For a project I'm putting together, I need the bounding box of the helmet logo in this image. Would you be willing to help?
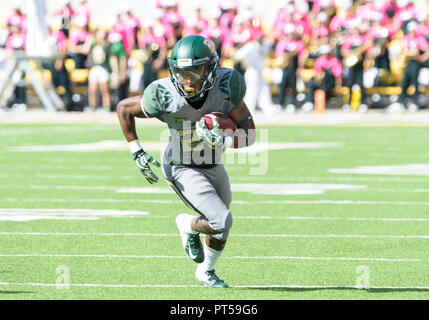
[203,39,216,55]
[178,59,193,67]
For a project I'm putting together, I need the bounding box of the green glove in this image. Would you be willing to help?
[132,149,161,184]
[196,117,224,150]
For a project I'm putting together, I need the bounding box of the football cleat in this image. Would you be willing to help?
[196,265,229,288]
[176,214,204,263]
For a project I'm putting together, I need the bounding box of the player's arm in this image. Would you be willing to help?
[117,96,160,184]
[117,95,149,142]
[228,100,256,149]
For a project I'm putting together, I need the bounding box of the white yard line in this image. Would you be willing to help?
[0,254,424,262]
[27,185,429,193]
[4,198,429,205]
[1,232,429,239]
[0,282,428,290]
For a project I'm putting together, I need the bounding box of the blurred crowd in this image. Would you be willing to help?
[1,0,428,113]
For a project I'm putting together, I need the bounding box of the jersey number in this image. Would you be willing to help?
[178,128,205,153]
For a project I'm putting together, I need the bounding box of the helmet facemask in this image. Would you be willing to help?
[169,57,218,102]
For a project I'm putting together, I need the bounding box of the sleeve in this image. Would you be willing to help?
[141,82,165,120]
[229,70,247,106]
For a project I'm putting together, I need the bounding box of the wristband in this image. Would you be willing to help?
[224,136,234,148]
[128,140,143,154]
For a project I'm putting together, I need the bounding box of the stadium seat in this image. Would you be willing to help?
[70,69,89,84]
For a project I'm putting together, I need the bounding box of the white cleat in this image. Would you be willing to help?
[196,264,229,288]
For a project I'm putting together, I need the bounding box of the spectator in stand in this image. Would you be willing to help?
[5,20,27,110]
[120,5,142,53]
[46,27,73,110]
[164,12,186,49]
[356,0,389,26]
[194,2,209,31]
[301,44,343,112]
[68,15,90,69]
[218,0,238,32]
[207,9,225,62]
[138,18,167,90]
[291,2,311,42]
[416,12,429,41]
[393,0,418,35]
[308,0,337,22]
[308,11,331,55]
[341,22,370,111]
[388,21,429,112]
[367,12,392,76]
[6,3,26,31]
[107,20,128,105]
[161,0,185,29]
[381,0,399,20]
[275,23,306,112]
[273,0,295,43]
[55,0,75,38]
[184,17,209,39]
[75,0,90,27]
[85,28,113,112]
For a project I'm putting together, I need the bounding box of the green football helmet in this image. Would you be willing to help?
[168,35,219,101]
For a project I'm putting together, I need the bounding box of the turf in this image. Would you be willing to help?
[1,122,429,299]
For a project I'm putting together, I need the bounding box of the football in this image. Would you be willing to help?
[201,112,237,136]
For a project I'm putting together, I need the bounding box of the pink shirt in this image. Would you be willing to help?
[6,14,25,29]
[55,6,75,18]
[311,0,336,14]
[394,6,418,28]
[329,15,357,33]
[356,5,389,25]
[367,26,392,40]
[417,24,429,38]
[162,11,185,28]
[48,30,67,52]
[5,33,26,52]
[121,17,141,52]
[341,34,367,52]
[403,34,429,51]
[381,0,399,17]
[314,56,342,77]
[219,12,235,31]
[275,39,305,58]
[312,25,330,38]
[68,29,89,46]
[138,32,166,49]
[152,22,172,40]
[76,4,90,24]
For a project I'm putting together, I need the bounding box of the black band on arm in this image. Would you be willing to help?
[237,115,253,127]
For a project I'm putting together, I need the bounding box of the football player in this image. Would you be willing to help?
[117,35,255,288]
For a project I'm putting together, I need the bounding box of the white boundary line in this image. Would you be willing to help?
[0,254,424,262]
[1,232,429,239]
[0,282,429,290]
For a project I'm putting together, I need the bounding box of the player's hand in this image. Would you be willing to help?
[196,117,224,149]
[132,149,161,184]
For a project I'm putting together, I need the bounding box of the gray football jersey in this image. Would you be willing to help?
[141,68,246,167]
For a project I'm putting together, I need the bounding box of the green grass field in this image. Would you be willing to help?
[1,120,429,299]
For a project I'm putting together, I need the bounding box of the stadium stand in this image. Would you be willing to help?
[0,0,428,113]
